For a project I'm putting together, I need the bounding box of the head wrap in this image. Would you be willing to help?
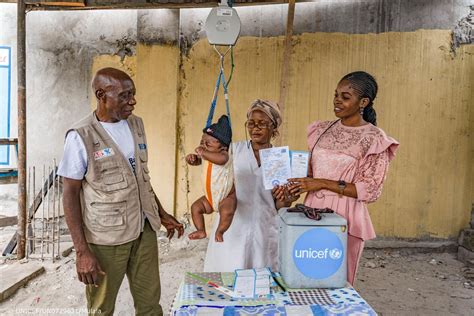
[246,99,282,129]
[203,115,232,147]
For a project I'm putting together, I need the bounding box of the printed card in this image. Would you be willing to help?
[260,146,291,190]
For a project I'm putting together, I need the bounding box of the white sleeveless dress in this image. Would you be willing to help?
[203,141,278,272]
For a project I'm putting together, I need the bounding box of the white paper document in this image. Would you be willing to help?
[260,146,291,190]
[233,268,272,298]
[255,275,271,296]
[233,269,256,298]
[254,268,271,296]
[254,267,272,276]
[290,150,309,178]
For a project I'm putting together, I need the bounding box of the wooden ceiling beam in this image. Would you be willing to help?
[26,0,85,7]
[16,0,292,11]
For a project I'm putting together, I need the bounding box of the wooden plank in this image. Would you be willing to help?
[27,167,57,219]
[0,216,18,227]
[2,168,57,256]
[61,241,74,257]
[0,169,18,184]
[0,138,18,146]
[26,0,84,6]
[0,175,18,184]
[0,262,45,302]
[26,0,286,10]
[2,232,17,256]
[86,0,278,5]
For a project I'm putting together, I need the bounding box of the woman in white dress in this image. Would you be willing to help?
[203,99,290,272]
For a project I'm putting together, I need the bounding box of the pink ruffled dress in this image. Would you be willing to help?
[304,120,399,241]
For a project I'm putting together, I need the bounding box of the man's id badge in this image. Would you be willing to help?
[94,148,115,160]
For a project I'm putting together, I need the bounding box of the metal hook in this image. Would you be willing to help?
[213,45,232,60]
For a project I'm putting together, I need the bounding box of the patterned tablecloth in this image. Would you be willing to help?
[170,272,377,316]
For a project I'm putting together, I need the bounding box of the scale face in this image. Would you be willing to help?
[205,5,241,46]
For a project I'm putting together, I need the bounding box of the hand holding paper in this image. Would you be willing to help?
[272,185,299,204]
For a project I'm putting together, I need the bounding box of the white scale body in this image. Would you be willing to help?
[205,3,241,46]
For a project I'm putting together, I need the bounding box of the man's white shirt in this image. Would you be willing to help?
[57,119,148,230]
[57,120,135,179]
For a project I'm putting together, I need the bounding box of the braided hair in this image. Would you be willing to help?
[340,71,378,126]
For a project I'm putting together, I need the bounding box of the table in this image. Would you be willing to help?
[170,272,376,315]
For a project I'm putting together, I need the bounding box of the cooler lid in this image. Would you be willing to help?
[278,207,347,226]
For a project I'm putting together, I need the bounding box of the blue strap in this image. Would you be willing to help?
[205,69,223,128]
[205,50,233,129]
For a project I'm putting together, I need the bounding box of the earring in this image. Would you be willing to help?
[359,107,364,115]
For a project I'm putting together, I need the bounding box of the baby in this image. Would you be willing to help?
[185,115,237,242]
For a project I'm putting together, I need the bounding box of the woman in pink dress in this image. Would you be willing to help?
[282,71,399,285]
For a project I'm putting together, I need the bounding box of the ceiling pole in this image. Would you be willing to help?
[278,0,295,145]
[17,0,27,260]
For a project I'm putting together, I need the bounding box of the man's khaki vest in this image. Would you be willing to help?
[69,112,161,246]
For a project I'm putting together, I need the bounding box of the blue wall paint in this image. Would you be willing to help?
[0,46,11,165]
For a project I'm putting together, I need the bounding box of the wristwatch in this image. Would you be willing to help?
[338,180,346,197]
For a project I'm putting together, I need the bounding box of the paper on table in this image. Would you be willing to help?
[255,274,270,296]
[254,268,272,276]
[234,268,272,298]
[260,146,291,190]
[290,151,309,178]
[255,268,272,296]
[234,270,256,298]
[236,269,256,277]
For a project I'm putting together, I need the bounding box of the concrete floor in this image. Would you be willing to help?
[0,229,473,316]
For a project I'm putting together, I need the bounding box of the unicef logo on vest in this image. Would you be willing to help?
[292,228,344,279]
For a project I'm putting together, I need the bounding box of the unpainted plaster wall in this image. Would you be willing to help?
[174,31,473,239]
[0,5,179,215]
[179,0,473,48]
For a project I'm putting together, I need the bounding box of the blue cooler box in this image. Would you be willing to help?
[278,208,347,288]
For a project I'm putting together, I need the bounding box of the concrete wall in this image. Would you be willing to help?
[180,0,473,46]
[0,6,180,215]
[0,1,472,239]
[175,31,473,239]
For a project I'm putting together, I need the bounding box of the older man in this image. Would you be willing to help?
[58,68,184,315]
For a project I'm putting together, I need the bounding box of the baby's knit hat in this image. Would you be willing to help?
[203,115,232,147]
